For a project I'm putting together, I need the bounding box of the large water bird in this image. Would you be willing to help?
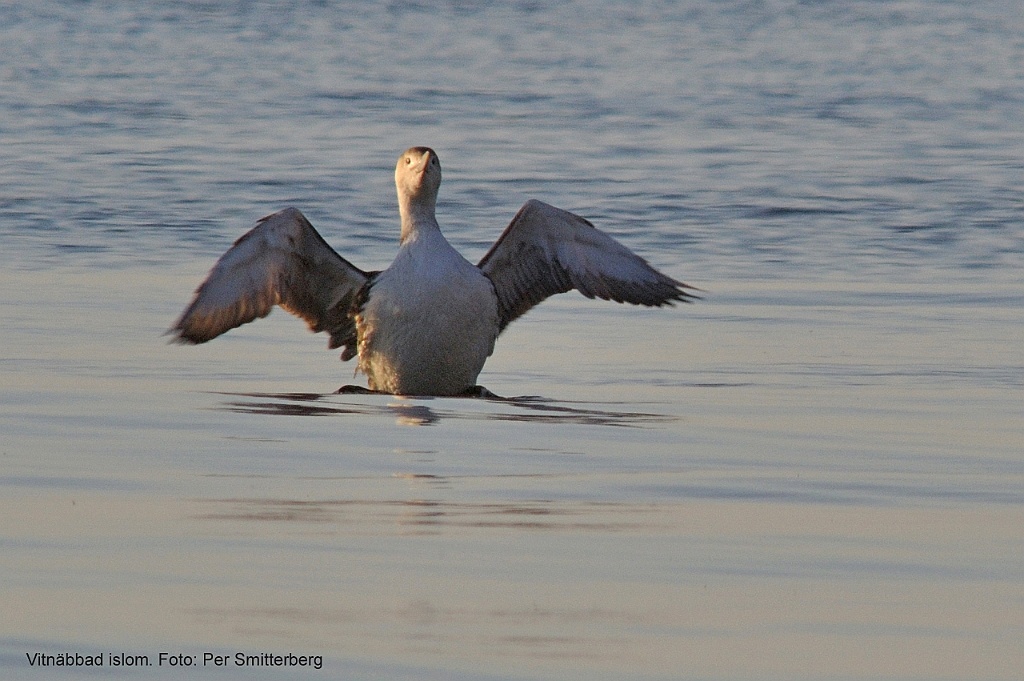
[171,147,698,395]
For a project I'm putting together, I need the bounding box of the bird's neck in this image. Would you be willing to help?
[399,194,440,244]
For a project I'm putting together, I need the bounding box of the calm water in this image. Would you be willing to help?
[2,1,1023,679]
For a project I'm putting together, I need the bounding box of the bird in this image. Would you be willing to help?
[170,146,699,396]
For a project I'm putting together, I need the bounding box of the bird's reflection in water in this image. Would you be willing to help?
[197,494,655,534]
[389,402,439,426]
[213,391,676,428]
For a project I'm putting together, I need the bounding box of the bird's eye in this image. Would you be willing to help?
[405,157,412,165]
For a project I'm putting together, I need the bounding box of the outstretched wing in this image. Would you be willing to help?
[170,207,368,358]
[477,199,699,333]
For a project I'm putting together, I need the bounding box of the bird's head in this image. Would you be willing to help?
[395,146,441,205]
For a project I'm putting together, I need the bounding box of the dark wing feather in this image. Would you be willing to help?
[170,207,368,358]
[477,200,699,333]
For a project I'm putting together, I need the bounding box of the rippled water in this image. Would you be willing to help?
[2,2,1023,679]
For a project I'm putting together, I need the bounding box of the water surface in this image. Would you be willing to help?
[2,2,1023,679]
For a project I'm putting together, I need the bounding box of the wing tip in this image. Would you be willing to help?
[676,282,704,303]
[626,274,704,307]
[164,325,203,345]
[165,312,223,344]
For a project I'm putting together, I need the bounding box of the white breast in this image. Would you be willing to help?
[355,231,499,395]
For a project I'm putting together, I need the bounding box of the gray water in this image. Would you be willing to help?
[2,1,1023,679]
